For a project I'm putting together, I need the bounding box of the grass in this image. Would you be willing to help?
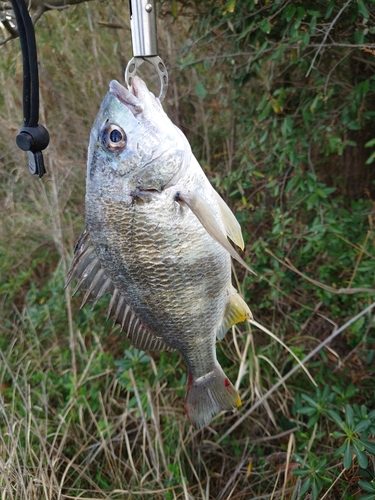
[1,1,375,499]
[1,269,373,499]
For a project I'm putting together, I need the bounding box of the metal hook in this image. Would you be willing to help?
[126,0,168,102]
[125,56,168,102]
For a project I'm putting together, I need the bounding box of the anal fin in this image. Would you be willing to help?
[110,290,175,352]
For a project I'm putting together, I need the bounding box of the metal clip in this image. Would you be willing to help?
[125,0,168,102]
[125,56,168,102]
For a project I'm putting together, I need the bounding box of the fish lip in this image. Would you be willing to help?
[109,80,144,114]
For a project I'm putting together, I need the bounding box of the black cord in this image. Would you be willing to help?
[9,0,50,177]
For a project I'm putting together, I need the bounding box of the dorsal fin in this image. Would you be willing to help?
[66,226,175,352]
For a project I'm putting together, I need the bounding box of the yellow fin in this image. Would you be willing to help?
[213,190,245,250]
[217,288,252,340]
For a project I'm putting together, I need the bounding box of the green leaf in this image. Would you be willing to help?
[298,407,316,415]
[365,151,375,164]
[226,0,236,13]
[310,15,317,34]
[359,480,375,493]
[345,405,354,427]
[343,442,353,470]
[325,0,335,19]
[331,431,346,438]
[293,468,310,477]
[316,188,328,198]
[363,441,375,455]
[285,175,299,193]
[355,29,365,45]
[357,0,369,18]
[283,5,296,22]
[301,394,319,408]
[354,419,371,433]
[299,477,311,497]
[259,19,271,34]
[296,7,306,19]
[365,138,375,148]
[335,441,349,457]
[307,10,320,17]
[171,0,178,18]
[254,41,269,59]
[307,414,320,428]
[301,32,310,50]
[354,447,368,469]
[195,82,207,99]
[178,53,195,69]
[258,101,272,121]
[311,480,320,500]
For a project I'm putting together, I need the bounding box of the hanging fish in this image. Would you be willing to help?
[67,77,253,428]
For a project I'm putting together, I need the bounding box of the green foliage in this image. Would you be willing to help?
[293,454,332,500]
[177,0,375,342]
[359,479,375,500]
[330,405,375,470]
[297,385,336,428]
[295,385,375,498]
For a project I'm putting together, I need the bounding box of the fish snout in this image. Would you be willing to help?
[109,80,144,115]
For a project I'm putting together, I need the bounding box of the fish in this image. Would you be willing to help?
[66,77,253,428]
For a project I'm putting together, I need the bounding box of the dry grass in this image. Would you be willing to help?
[0,310,269,500]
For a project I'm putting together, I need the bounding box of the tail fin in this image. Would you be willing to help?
[184,366,241,428]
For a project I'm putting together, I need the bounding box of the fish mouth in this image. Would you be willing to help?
[109,79,144,115]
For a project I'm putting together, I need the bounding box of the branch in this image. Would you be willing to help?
[0,34,13,45]
[28,0,94,9]
[305,0,353,77]
[0,0,95,45]
[217,301,375,444]
[265,248,375,295]
[31,4,46,24]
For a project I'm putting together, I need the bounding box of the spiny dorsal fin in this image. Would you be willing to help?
[66,226,175,352]
[217,287,252,340]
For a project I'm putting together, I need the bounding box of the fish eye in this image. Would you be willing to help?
[101,123,127,152]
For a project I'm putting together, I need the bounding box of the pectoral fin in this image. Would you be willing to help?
[213,190,244,250]
[217,287,252,340]
[176,190,254,274]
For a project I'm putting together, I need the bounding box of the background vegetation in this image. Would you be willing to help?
[1,0,375,498]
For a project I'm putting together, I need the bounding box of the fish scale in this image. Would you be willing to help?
[87,194,229,354]
[68,77,253,428]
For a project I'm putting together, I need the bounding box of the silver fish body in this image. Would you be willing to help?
[67,78,252,428]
